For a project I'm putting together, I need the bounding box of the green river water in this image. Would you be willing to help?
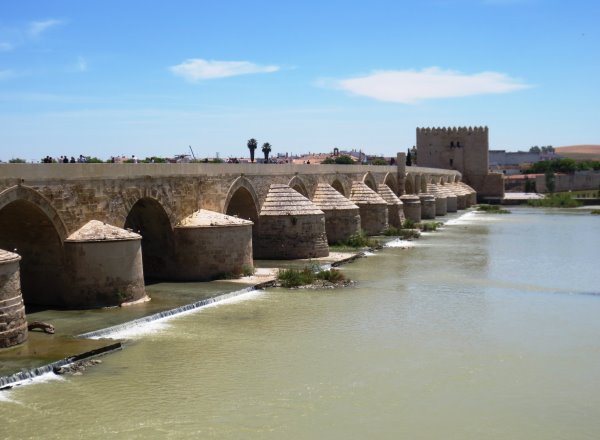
[1,207,599,439]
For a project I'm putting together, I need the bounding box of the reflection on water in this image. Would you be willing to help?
[1,207,600,439]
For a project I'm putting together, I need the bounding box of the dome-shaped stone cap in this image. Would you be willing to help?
[312,183,359,211]
[448,183,470,195]
[399,194,421,202]
[457,181,476,193]
[0,248,21,263]
[439,183,462,196]
[426,183,448,198]
[377,184,403,206]
[260,184,324,216]
[349,182,387,205]
[177,209,253,227]
[65,220,141,242]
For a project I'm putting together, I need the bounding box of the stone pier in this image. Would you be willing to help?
[0,250,27,349]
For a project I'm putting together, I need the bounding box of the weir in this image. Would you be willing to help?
[78,285,263,340]
[0,342,122,390]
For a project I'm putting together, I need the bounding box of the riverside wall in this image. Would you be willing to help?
[535,171,600,193]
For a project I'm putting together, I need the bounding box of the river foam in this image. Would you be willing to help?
[384,238,417,248]
[82,288,264,341]
[0,370,65,398]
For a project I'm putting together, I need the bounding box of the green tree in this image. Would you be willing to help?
[527,158,582,174]
[369,158,388,165]
[9,158,26,163]
[143,156,168,163]
[524,176,536,193]
[321,157,335,164]
[334,155,354,164]
[545,170,556,193]
[247,138,258,163]
[529,146,541,154]
[406,149,412,166]
[261,142,272,163]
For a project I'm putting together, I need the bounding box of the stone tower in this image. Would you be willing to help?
[416,126,504,199]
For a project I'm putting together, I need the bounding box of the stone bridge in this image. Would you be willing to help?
[0,155,469,347]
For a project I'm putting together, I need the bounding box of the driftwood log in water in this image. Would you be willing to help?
[27,321,55,334]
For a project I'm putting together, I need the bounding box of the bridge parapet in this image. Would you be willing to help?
[0,163,459,234]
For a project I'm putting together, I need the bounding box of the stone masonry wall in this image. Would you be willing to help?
[0,163,459,237]
[254,214,329,259]
[173,224,253,280]
[322,209,361,244]
[0,255,27,349]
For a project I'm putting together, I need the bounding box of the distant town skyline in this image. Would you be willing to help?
[0,0,598,161]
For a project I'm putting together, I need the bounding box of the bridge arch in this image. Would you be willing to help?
[0,185,68,240]
[330,177,349,197]
[224,176,260,223]
[362,172,377,191]
[0,185,67,306]
[383,172,398,194]
[124,197,174,281]
[288,176,309,198]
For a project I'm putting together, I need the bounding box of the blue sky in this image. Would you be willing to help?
[0,0,598,161]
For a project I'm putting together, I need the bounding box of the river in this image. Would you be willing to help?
[1,207,599,439]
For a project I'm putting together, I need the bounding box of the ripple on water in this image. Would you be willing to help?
[88,289,264,341]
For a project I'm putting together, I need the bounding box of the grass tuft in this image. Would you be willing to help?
[277,266,348,288]
[527,193,582,208]
[477,204,511,214]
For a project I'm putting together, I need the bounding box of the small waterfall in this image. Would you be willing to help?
[1,286,265,390]
[79,286,259,340]
[0,342,122,390]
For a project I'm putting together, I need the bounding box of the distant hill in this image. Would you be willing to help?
[555,145,600,161]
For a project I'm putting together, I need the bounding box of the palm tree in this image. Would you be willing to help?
[262,142,272,163]
[247,138,258,163]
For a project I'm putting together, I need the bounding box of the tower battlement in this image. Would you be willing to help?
[415,125,502,199]
[416,126,488,135]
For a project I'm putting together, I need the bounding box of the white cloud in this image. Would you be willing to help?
[0,42,13,52]
[335,67,531,104]
[170,58,280,81]
[28,19,64,38]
